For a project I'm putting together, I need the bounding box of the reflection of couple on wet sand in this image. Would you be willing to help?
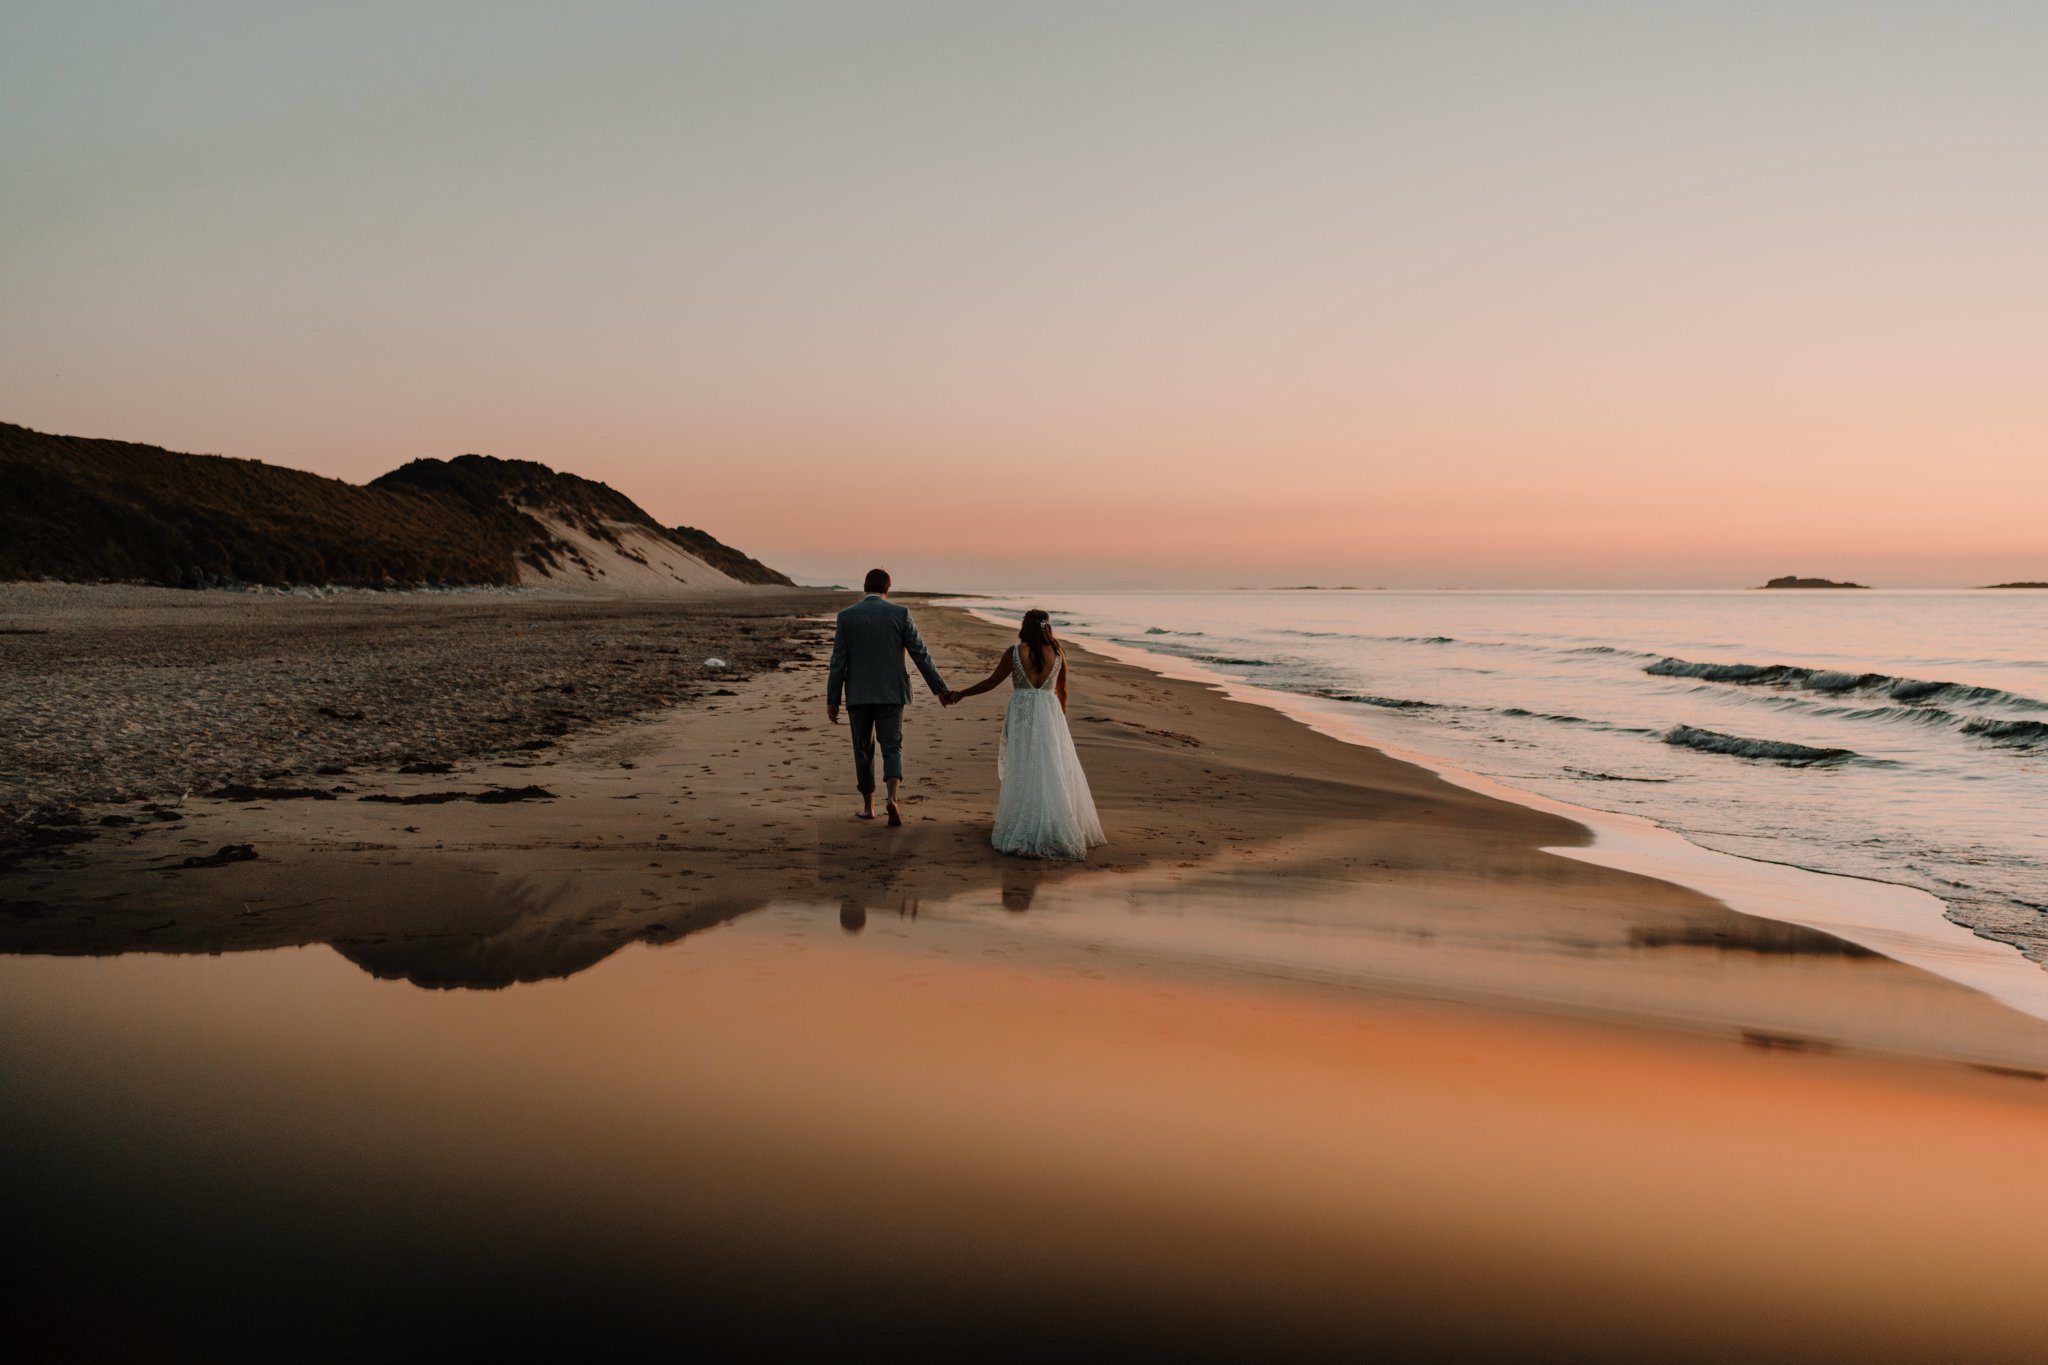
[825,568,1106,861]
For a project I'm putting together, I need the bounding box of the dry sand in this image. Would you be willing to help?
[6,588,2048,1358]
[0,581,840,839]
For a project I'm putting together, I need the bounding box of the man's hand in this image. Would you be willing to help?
[827,703,840,724]
[942,690,959,707]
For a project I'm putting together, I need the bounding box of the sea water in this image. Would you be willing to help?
[980,590,2048,966]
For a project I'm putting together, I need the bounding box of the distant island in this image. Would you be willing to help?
[0,421,792,592]
[1982,582,2048,589]
[1757,575,1870,590]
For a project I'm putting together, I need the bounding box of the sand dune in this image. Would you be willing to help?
[515,509,748,593]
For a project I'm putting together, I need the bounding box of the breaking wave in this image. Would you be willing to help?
[1313,691,1442,710]
[1501,708,1661,735]
[1105,637,1271,668]
[1272,629,1572,652]
[1962,718,2048,748]
[1562,645,1662,660]
[1646,656,2048,712]
[1815,703,1961,729]
[1661,725,1856,765]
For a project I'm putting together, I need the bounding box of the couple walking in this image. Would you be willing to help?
[825,568,1106,861]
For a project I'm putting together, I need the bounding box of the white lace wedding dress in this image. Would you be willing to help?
[992,645,1106,860]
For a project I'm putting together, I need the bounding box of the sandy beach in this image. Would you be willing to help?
[6,586,2048,1358]
[0,581,844,838]
[12,5,2047,1357]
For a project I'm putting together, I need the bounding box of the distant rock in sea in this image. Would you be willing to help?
[1982,581,2048,589]
[1757,575,1871,590]
[0,421,793,592]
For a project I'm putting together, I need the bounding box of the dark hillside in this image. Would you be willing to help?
[0,423,789,589]
[0,424,519,587]
[376,455,793,583]
[376,454,654,527]
[668,524,795,586]
[371,454,634,579]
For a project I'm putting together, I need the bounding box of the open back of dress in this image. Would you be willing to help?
[992,645,1106,860]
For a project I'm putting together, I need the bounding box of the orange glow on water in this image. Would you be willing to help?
[8,911,2048,1355]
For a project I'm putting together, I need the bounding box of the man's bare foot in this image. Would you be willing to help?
[886,801,902,827]
[855,809,875,820]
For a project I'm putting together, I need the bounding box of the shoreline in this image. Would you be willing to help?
[1040,616,2048,1028]
[4,590,2046,1070]
[977,587,2048,974]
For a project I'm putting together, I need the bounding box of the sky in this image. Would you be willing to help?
[3,1,2043,589]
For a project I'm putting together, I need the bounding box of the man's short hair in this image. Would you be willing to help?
[863,568,891,594]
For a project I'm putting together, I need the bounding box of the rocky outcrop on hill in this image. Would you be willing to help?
[665,524,794,586]
[0,422,789,592]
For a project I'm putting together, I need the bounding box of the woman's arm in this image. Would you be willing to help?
[1055,646,1070,712]
[948,650,1013,704]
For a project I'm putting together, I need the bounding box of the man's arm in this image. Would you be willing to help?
[826,615,848,720]
[901,611,949,698]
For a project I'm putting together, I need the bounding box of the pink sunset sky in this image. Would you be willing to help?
[3,2,2042,589]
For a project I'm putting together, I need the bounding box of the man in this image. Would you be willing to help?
[826,568,952,826]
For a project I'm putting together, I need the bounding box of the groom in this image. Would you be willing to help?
[826,568,952,826]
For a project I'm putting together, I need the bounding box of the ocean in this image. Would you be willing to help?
[979,589,2048,969]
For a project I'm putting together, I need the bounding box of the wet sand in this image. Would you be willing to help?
[6,594,2046,1064]
[5,590,2048,1358]
[8,913,2048,1360]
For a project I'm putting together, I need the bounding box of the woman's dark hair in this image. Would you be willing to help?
[1019,609,1059,672]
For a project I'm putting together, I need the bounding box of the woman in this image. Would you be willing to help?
[947,610,1106,860]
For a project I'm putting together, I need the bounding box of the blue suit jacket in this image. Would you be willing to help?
[827,595,949,707]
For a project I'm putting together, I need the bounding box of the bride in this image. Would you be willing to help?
[946,610,1106,860]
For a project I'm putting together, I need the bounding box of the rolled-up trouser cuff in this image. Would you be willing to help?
[848,704,906,792]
